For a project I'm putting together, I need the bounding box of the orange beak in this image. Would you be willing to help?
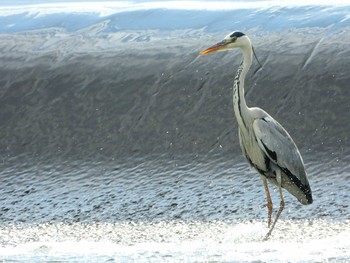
[199,40,226,55]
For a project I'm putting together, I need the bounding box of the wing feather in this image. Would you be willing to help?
[253,116,310,189]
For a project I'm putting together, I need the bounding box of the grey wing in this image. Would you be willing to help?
[253,116,312,202]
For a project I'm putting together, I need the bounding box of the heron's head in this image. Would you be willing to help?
[200,31,251,55]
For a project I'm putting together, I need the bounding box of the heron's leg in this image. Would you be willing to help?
[261,176,273,228]
[264,171,285,240]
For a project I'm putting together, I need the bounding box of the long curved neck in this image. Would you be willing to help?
[233,44,253,129]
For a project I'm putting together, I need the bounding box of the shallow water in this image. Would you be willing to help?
[1,155,349,223]
[0,155,349,261]
[0,220,349,262]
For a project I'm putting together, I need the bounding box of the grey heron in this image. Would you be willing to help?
[200,32,313,239]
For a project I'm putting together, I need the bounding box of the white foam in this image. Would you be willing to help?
[0,220,349,262]
[0,1,350,17]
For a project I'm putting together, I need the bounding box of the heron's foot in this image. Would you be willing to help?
[263,219,273,241]
[263,228,273,241]
[267,217,272,228]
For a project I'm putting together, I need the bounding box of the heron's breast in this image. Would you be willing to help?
[239,128,267,172]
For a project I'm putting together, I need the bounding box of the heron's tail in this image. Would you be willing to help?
[281,173,313,205]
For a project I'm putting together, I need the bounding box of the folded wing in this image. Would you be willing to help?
[253,116,312,204]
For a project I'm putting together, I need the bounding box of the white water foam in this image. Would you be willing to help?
[1,1,350,17]
[0,220,349,262]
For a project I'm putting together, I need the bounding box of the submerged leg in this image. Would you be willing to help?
[264,171,285,240]
[261,176,273,228]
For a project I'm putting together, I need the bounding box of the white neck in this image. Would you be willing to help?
[233,44,253,129]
